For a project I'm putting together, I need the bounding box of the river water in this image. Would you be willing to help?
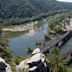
[8,21,72,56]
[8,22,48,56]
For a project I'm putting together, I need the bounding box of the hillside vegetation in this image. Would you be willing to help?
[0,0,72,19]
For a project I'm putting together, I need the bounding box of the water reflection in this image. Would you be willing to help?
[25,30,36,37]
[8,23,48,56]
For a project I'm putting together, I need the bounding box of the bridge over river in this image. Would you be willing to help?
[39,31,72,60]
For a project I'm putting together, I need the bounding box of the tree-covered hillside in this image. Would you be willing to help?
[0,0,72,19]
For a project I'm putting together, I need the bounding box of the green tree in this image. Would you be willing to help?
[0,31,12,62]
[46,46,67,72]
[13,56,26,65]
[27,47,34,54]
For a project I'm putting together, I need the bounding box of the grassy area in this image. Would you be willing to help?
[67,67,72,72]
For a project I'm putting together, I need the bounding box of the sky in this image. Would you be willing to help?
[57,0,72,3]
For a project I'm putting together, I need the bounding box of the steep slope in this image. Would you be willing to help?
[0,0,72,18]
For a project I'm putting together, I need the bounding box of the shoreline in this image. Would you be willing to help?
[2,21,38,32]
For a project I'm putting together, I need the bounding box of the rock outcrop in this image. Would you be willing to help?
[16,48,50,72]
[0,57,12,72]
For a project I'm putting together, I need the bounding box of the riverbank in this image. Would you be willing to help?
[2,21,38,32]
[8,23,48,56]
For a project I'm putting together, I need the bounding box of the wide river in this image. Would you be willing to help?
[8,21,72,56]
[8,22,48,56]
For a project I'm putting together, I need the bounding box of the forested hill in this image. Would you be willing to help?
[0,0,72,19]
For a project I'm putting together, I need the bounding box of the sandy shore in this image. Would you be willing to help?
[2,21,38,32]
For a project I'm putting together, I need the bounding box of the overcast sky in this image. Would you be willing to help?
[57,0,72,2]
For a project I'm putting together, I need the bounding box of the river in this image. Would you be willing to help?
[8,21,72,56]
[8,22,48,56]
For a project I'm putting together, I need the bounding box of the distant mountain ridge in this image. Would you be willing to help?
[0,0,72,18]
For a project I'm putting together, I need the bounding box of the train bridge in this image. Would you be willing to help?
[40,31,72,53]
[39,30,72,65]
